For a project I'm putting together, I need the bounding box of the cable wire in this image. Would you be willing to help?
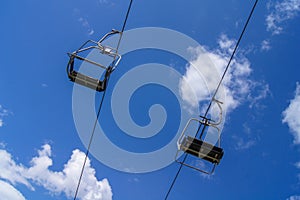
[112,0,133,71]
[73,82,108,200]
[73,0,133,199]
[164,1,258,199]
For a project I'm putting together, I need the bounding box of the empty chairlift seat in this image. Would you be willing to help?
[66,29,121,92]
[180,135,224,164]
[68,69,107,92]
[67,55,112,92]
[175,101,224,174]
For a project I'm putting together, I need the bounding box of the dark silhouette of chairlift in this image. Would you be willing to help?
[67,29,121,92]
[175,99,224,174]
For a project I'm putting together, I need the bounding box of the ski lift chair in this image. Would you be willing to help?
[67,29,122,92]
[175,99,224,174]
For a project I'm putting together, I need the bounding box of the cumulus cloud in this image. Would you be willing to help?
[180,34,256,117]
[266,0,300,35]
[0,149,33,189]
[179,34,269,151]
[0,144,112,200]
[283,84,300,199]
[282,82,300,144]
[0,180,26,200]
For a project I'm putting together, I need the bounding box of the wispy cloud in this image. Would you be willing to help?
[78,17,95,36]
[261,40,271,51]
[188,160,212,178]
[282,82,300,144]
[247,81,270,109]
[73,9,95,36]
[232,135,256,150]
[0,144,113,200]
[0,105,10,127]
[97,0,116,6]
[98,0,109,4]
[128,177,140,183]
[41,83,48,88]
[287,195,300,200]
[266,0,300,35]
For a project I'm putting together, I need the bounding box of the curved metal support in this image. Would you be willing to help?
[206,98,223,127]
[71,29,122,69]
[98,29,121,44]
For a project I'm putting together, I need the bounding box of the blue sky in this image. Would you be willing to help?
[1,0,300,199]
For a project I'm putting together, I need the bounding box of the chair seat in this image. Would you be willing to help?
[68,70,106,92]
[180,136,224,164]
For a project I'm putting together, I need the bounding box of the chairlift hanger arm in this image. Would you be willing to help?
[98,29,121,44]
[206,98,223,127]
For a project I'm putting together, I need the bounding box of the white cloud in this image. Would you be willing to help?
[287,195,300,200]
[261,40,271,51]
[97,0,116,6]
[73,8,95,36]
[179,35,269,151]
[0,105,9,127]
[99,0,109,4]
[0,180,26,200]
[78,17,94,36]
[0,144,112,200]
[295,162,300,169]
[247,82,270,109]
[0,142,6,148]
[266,0,300,35]
[232,135,256,150]
[282,82,300,144]
[284,83,300,200]
[179,34,254,117]
[0,149,33,190]
[192,160,214,178]
[27,145,112,200]
[218,34,235,54]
